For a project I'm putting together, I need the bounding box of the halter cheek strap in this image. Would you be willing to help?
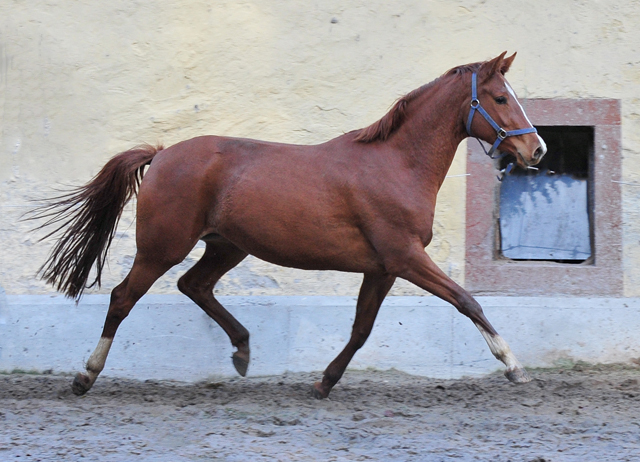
[466,72,538,159]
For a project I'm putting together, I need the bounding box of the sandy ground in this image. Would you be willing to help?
[1,365,640,461]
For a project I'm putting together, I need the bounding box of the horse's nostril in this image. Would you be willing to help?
[534,146,544,160]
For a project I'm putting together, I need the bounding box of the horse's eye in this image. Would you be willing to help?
[495,96,508,105]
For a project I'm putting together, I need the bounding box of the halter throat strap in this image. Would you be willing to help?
[466,72,537,159]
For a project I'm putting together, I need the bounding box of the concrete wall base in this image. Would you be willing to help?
[1,292,639,381]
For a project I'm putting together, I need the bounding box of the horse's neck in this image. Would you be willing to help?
[393,78,467,185]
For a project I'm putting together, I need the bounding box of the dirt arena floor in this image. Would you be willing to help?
[1,364,639,461]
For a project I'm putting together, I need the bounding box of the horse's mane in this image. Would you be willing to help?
[354,62,483,143]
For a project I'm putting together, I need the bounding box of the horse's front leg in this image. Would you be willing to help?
[313,272,396,399]
[392,243,531,383]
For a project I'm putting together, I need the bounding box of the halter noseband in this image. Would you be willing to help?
[466,72,538,159]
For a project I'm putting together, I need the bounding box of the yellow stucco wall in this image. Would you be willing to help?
[1,1,639,296]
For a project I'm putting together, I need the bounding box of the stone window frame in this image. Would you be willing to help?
[464,99,622,296]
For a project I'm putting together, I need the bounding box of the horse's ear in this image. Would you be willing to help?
[481,51,508,80]
[500,52,517,75]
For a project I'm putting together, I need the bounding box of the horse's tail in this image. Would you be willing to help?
[27,144,163,300]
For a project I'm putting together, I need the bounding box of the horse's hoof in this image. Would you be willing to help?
[505,367,532,384]
[312,382,329,400]
[71,373,92,396]
[232,351,249,377]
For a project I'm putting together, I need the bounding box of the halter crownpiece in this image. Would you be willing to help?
[466,72,538,159]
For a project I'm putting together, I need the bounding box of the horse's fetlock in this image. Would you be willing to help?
[85,363,103,374]
[234,333,250,350]
[323,372,340,387]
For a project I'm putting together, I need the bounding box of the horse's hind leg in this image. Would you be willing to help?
[313,273,396,399]
[72,255,179,395]
[177,238,251,376]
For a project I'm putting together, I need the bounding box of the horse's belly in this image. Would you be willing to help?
[214,219,382,273]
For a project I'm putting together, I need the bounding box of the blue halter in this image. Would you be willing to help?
[466,72,538,159]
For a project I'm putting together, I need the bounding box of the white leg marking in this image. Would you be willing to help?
[475,324,523,372]
[85,337,113,382]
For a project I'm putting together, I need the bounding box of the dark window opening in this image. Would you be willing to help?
[497,126,594,263]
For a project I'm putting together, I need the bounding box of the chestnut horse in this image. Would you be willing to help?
[31,52,546,398]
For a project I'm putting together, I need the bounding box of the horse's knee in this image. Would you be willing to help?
[456,293,498,336]
[455,294,485,321]
[456,292,483,316]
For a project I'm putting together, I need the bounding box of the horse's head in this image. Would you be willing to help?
[465,52,546,168]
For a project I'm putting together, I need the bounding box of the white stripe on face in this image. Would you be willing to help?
[505,82,547,152]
